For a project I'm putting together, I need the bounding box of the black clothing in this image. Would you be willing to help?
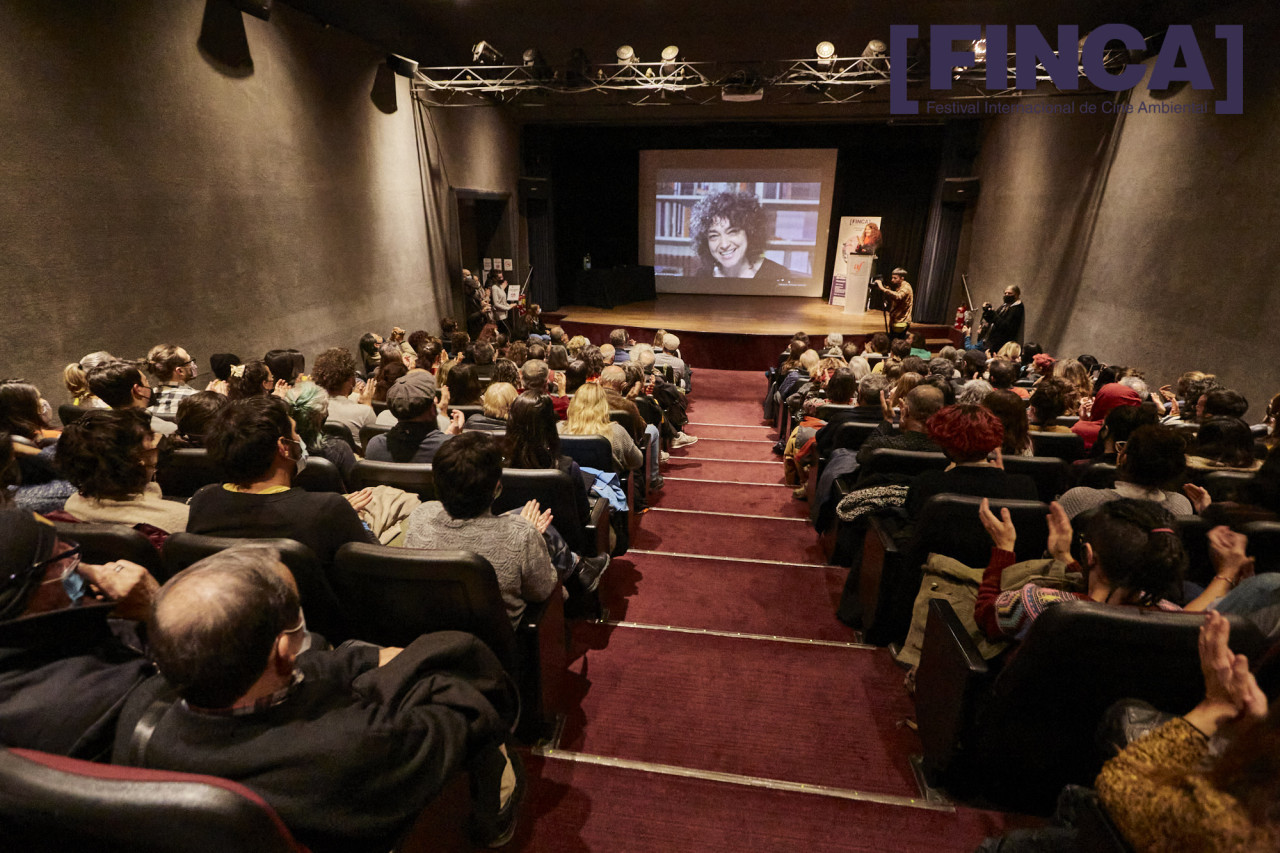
[857,425,943,465]
[814,406,884,458]
[113,633,514,853]
[464,414,508,432]
[0,604,151,760]
[365,422,451,464]
[983,301,1025,353]
[905,465,1039,518]
[187,485,375,567]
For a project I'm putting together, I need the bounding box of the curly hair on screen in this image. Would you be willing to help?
[689,190,768,272]
[926,404,1005,463]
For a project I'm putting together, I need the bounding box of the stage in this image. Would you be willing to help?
[554,294,958,372]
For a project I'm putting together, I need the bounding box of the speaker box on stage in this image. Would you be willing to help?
[519,177,550,201]
[942,176,980,204]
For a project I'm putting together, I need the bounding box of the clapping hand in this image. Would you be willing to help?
[978,497,1017,552]
[1045,501,1074,563]
[520,499,553,534]
[1194,611,1268,731]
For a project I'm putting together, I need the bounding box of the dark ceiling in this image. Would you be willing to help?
[283,0,1212,69]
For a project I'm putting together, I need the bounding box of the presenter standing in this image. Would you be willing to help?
[489,271,511,335]
[463,269,492,338]
[873,267,914,339]
[982,286,1025,354]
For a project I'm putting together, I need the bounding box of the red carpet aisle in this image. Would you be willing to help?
[513,369,1035,851]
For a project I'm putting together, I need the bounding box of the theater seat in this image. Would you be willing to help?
[155,448,220,499]
[1201,469,1256,503]
[358,423,391,447]
[162,534,349,645]
[350,460,436,501]
[330,543,566,743]
[1030,431,1085,462]
[913,598,1268,814]
[58,403,88,428]
[0,747,307,853]
[292,456,345,494]
[51,521,169,582]
[1000,455,1072,503]
[859,494,1049,646]
[857,448,949,481]
[1243,520,1280,574]
[491,467,609,558]
[321,420,357,451]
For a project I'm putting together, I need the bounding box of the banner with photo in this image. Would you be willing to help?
[828,216,883,310]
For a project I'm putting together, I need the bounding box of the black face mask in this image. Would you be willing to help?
[1003,293,1016,305]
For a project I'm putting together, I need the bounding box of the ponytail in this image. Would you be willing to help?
[1083,499,1187,604]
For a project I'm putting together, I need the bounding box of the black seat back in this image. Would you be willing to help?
[450,404,483,420]
[1030,431,1084,462]
[971,602,1268,812]
[330,543,516,669]
[828,420,880,454]
[491,468,590,554]
[358,423,391,448]
[349,460,436,502]
[58,404,88,428]
[321,421,356,451]
[1202,470,1256,503]
[155,448,220,499]
[559,434,615,473]
[162,534,348,644]
[1243,520,1280,575]
[815,403,858,421]
[1076,462,1118,490]
[0,747,307,853]
[292,456,344,493]
[1000,455,1072,503]
[858,448,949,480]
[51,521,169,582]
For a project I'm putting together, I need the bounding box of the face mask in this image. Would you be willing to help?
[1003,293,1016,305]
[285,438,308,476]
[295,612,311,654]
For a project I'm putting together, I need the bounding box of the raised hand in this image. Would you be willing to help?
[979,497,1017,552]
[1045,501,1074,563]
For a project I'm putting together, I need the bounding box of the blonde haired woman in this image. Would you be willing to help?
[558,383,643,472]
[995,341,1022,363]
[1055,358,1095,419]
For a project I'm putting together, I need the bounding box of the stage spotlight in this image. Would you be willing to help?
[972,38,987,63]
[523,48,552,79]
[471,40,504,65]
[815,40,836,69]
[862,39,887,59]
[660,45,681,76]
[616,45,637,64]
[386,54,418,78]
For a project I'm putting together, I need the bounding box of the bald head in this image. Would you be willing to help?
[599,365,627,393]
[150,545,298,709]
[520,359,549,394]
[902,384,945,430]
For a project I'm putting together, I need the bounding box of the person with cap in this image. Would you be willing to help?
[873,267,914,339]
[0,507,157,759]
[186,395,376,568]
[112,543,526,850]
[364,372,464,464]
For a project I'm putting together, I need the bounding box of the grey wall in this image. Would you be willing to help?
[966,11,1280,417]
[0,1,464,402]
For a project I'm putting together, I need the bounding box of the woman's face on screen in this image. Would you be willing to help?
[707,217,748,275]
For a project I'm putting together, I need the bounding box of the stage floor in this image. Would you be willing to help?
[558,294,933,338]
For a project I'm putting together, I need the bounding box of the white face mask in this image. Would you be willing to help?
[295,611,311,654]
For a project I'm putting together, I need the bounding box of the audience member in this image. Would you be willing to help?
[187,396,376,566]
[653,333,688,388]
[559,384,642,473]
[814,374,890,459]
[446,363,483,407]
[63,351,116,408]
[1188,416,1262,472]
[226,359,282,401]
[284,382,357,489]
[113,543,523,850]
[1027,377,1075,432]
[1058,425,1194,518]
[857,384,946,464]
[365,373,463,464]
[356,332,383,378]
[984,389,1033,457]
[0,508,156,759]
[312,347,376,450]
[57,408,188,534]
[468,382,517,432]
[0,379,74,512]
[144,343,199,416]
[904,404,1038,518]
[87,360,177,435]
[172,390,229,448]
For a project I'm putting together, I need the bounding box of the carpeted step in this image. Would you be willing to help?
[668,437,777,462]
[650,480,809,519]
[630,508,823,564]
[559,624,923,797]
[684,422,775,438]
[515,754,1040,853]
[599,552,854,642]
[660,457,787,486]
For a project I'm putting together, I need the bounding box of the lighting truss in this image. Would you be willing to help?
[409,47,1137,107]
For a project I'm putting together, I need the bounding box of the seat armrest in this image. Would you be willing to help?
[914,598,990,789]
[587,495,611,557]
[513,583,567,743]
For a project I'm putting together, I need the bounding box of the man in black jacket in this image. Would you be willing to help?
[113,544,523,851]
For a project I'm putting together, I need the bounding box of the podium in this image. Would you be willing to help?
[828,253,878,314]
